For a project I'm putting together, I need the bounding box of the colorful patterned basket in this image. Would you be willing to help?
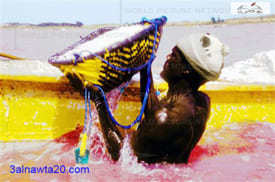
[48,16,167,92]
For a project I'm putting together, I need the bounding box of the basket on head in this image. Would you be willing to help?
[48,16,167,92]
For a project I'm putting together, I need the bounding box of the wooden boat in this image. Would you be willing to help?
[1,60,274,141]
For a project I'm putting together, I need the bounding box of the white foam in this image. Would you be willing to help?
[60,24,150,61]
[220,50,275,84]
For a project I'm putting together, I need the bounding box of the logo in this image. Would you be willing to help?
[231,2,270,14]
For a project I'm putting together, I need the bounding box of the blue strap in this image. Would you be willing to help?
[92,18,158,129]
[79,17,159,130]
[94,63,151,129]
[83,88,92,134]
[73,53,80,65]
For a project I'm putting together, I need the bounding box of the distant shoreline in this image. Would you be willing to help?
[165,15,275,26]
[1,15,274,29]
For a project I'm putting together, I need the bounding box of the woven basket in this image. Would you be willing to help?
[48,16,167,92]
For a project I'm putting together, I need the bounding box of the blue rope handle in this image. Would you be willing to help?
[94,63,151,129]
[83,88,93,134]
[78,17,161,130]
[92,18,158,129]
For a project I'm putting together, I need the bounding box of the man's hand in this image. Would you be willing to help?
[66,72,85,94]
[86,84,102,102]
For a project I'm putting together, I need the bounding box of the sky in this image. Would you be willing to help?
[0,0,274,25]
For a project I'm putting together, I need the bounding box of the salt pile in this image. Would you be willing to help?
[61,24,150,61]
[220,50,275,84]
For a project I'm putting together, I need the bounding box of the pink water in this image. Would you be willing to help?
[1,121,274,181]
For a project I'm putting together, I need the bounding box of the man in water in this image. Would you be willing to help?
[89,33,228,163]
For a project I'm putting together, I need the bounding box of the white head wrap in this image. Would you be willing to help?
[176,33,228,81]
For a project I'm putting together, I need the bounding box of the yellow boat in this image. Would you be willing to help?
[0,60,274,141]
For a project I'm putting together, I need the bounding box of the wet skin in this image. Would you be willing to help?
[84,46,210,163]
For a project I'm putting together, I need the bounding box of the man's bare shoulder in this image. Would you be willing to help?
[195,91,210,108]
[195,91,210,122]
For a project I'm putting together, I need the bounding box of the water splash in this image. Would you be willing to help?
[119,135,150,175]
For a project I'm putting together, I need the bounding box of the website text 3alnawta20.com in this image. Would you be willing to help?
[10,165,89,174]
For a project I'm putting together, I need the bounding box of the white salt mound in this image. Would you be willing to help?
[61,24,150,61]
[220,50,275,84]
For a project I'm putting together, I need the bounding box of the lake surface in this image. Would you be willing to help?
[1,23,275,75]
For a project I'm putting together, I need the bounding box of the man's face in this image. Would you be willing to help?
[160,46,193,82]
